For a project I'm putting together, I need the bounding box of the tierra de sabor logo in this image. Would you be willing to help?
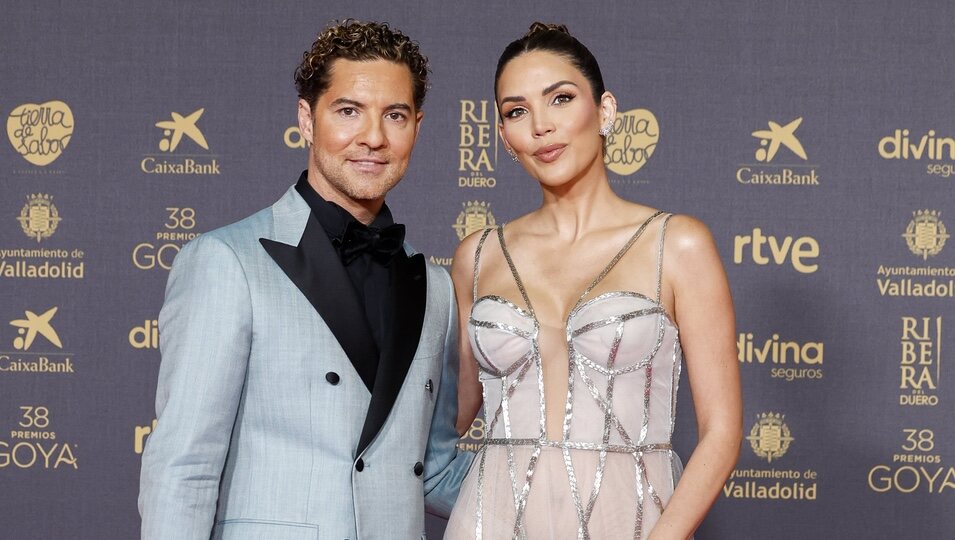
[898,316,942,407]
[141,108,220,175]
[723,412,818,500]
[458,99,497,188]
[878,129,955,178]
[0,307,75,374]
[1,405,78,471]
[868,428,953,494]
[736,117,819,186]
[1,194,85,280]
[6,101,73,166]
[875,210,955,299]
[604,108,658,183]
[737,331,823,381]
[733,228,820,273]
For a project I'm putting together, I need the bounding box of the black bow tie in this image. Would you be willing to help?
[339,221,406,265]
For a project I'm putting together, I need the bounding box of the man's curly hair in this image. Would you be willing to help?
[295,20,430,110]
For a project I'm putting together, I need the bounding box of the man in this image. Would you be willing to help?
[139,20,471,539]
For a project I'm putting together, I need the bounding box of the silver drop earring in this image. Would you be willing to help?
[598,122,612,137]
[507,149,519,162]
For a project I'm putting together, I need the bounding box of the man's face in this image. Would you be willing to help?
[298,58,423,208]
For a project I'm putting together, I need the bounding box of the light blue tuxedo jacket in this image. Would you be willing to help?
[139,185,472,539]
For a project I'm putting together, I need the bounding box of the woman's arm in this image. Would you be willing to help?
[649,215,743,540]
[451,230,486,436]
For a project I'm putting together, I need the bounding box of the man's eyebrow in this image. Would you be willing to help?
[499,80,579,105]
[328,98,413,113]
[329,98,363,108]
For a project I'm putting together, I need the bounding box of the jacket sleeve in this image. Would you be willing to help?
[422,269,475,518]
[138,235,253,539]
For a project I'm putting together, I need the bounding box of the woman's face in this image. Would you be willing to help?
[496,50,610,188]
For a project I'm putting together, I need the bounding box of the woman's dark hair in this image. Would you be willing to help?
[495,22,605,104]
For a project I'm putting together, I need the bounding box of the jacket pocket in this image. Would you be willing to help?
[213,518,319,540]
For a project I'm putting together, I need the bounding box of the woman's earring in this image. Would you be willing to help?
[598,122,613,137]
[507,148,519,162]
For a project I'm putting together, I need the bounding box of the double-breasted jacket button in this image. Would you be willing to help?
[325,372,340,385]
[414,461,424,477]
[355,458,365,472]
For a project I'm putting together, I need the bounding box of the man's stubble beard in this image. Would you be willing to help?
[312,148,404,203]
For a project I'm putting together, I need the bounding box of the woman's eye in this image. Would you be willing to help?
[504,107,526,119]
[553,93,574,105]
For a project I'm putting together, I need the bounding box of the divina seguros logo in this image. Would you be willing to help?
[878,129,955,178]
[141,109,220,175]
[736,117,819,186]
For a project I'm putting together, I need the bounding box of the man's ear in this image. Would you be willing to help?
[297,99,313,145]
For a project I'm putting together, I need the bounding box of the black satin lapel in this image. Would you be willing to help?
[259,215,379,390]
[356,252,427,455]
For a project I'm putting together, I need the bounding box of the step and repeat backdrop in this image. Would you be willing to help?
[2,1,952,538]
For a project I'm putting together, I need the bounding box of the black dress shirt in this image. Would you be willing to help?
[294,172,400,389]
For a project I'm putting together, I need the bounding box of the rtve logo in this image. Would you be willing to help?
[733,228,820,274]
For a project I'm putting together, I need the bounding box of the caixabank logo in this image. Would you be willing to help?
[604,108,659,185]
[6,100,73,171]
[878,129,955,178]
[875,210,955,299]
[140,108,220,175]
[736,117,819,186]
[1,193,86,280]
[0,307,75,374]
[723,412,818,501]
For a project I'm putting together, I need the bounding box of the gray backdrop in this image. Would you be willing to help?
[1,1,952,538]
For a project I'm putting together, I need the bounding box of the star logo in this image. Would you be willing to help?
[10,307,62,351]
[752,117,808,162]
[155,108,209,152]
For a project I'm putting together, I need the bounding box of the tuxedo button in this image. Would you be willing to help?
[414,462,424,476]
[355,458,365,472]
[325,372,340,385]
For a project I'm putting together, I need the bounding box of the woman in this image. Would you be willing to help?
[446,23,742,540]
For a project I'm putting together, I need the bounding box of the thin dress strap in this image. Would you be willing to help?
[496,225,537,317]
[655,213,674,303]
[472,228,495,302]
[574,210,665,309]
